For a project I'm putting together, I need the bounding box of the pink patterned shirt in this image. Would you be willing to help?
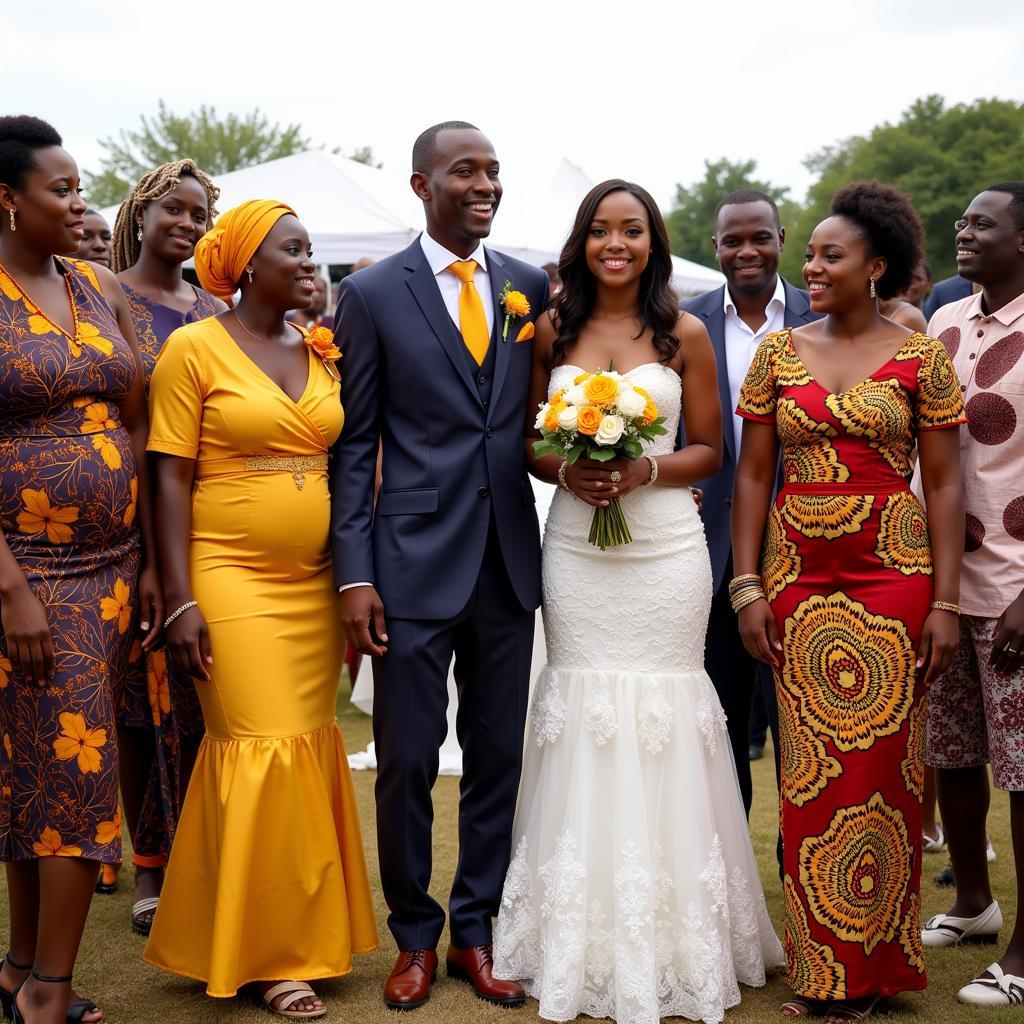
[928,289,1024,616]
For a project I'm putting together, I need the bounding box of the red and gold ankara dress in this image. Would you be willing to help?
[738,328,965,1001]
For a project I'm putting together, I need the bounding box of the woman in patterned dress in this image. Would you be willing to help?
[107,161,224,933]
[732,183,966,1023]
[0,117,161,1024]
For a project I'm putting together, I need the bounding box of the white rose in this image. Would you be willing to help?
[557,405,578,431]
[594,414,625,446]
[616,387,646,419]
[566,385,587,407]
[534,404,549,430]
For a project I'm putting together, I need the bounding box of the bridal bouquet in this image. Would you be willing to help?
[533,369,667,549]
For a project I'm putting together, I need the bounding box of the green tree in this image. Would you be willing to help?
[665,158,795,268]
[779,96,1024,284]
[347,145,382,168]
[84,101,311,207]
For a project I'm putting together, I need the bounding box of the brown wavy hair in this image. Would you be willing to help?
[549,179,678,368]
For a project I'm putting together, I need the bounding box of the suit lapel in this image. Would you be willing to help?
[486,247,512,418]
[702,288,735,464]
[404,244,482,405]
[782,279,814,327]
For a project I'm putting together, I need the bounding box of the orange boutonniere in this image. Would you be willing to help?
[306,326,341,381]
[499,280,530,341]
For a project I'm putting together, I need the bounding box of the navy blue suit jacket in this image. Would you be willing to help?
[330,238,548,620]
[681,280,820,594]
[924,275,973,322]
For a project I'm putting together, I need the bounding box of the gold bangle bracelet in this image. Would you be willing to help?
[931,600,962,615]
[729,573,762,592]
[731,589,767,614]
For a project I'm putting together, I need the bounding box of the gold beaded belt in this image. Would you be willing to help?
[196,453,328,490]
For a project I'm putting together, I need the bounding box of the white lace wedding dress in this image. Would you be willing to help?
[493,362,784,1024]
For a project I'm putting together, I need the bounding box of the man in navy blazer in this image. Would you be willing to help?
[330,123,548,1011]
[682,189,820,818]
[923,272,973,320]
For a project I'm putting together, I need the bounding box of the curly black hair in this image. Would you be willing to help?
[0,116,62,191]
[829,182,923,299]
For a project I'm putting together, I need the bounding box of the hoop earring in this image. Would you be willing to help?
[8,209,15,232]
[245,266,254,283]
[869,277,877,299]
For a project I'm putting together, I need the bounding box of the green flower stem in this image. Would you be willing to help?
[588,497,633,550]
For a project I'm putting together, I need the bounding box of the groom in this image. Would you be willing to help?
[330,122,548,1010]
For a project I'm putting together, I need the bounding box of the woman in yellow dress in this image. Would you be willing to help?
[143,200,378,1019]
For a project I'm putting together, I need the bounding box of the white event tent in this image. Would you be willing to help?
[101,149,724,295]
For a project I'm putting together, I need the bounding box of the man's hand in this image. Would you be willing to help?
[340,585,389,656]
[991,591,1024,676]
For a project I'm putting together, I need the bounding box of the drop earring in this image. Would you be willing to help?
[137,227,143,243]
[246,266,254,283]
[869,277,877,299]
[8,209,15,232]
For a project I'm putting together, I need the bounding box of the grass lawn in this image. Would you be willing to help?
[2,687,1018,1023]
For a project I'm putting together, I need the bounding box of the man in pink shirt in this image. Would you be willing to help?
[919,183,1024,1007]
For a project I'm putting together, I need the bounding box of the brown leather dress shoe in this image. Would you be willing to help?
[445,943,525,1006]
[384,949,438,1011]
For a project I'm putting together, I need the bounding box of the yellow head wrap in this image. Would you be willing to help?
[193,199,297,299]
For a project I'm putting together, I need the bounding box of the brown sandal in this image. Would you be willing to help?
[781,996,819,1017]
[825,996,881,1022]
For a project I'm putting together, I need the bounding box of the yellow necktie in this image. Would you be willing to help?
[447,260,490,365]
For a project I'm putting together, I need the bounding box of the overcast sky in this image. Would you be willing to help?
[11,0,1023,226]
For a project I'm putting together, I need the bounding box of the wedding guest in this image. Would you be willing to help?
[0,115,161,1024]
[878,290,928,332]
[541,260,561,296]
[143,199,378,1019]
[918,183,1024,1008]
[733,182,965,1022]
[76,209,111,268]
[683,188,820,817]
[904,260,933,310]
[110,159,224,936]
[925,272,973,320]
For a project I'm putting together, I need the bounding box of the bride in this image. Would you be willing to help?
[492,180,783,1024]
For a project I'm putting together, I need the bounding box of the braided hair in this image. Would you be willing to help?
[111,159,219,272]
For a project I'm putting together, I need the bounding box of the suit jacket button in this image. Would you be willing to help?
[725,498,733,505]
[482,400,489,409]
[486,427,495,438]
[478,486,489,498]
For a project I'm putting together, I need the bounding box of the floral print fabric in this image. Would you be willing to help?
[0,258,139,862]
[738,328,965,999]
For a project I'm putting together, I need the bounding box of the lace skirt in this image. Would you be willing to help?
[493,486,784,1024]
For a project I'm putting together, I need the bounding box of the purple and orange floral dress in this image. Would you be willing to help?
[0,257,139,864]
[118,283,217,868]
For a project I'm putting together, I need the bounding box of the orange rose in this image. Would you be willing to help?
[643,399,658,424]
[577,405,602,436]
[584,374,619,408]
[306,326,341,362]
[503,290,530,317]
[573,371,592,385]
[544,402,567,432]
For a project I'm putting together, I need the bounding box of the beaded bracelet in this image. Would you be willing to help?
[164,600,197,629]
[643,455,659,485]
[931,600,962,615]
[558,460,570,492]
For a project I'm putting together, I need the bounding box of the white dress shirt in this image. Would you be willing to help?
[339,234,495,594]
[419,231,495,337]
[724,276,786,453]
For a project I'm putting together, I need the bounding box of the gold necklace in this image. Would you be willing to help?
[0,259,81,342]
[232,309,299,344]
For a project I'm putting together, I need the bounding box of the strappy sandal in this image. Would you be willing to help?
[130,897,160,937]
[2,959,99,1024]
[824,995,880,1022]
[261,982,326,1020]
[781,995,819,1017]
[0,953,32,1020]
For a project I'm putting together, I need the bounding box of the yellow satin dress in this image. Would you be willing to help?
[143,319,378,997]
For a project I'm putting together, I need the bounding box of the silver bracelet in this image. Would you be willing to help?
[558,459,570,492]
[163,600,197,629]
[643,455,659,485]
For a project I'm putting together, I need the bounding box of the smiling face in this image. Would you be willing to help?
[138,174,212,265]
[713,200,784,297]
[955,191,1024,286]
[584,189,651,288]
[411,128,501,256]
[247,214,317,311]
[803,215,887,315]
[0,145,86,254]
[78,211,112,267]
